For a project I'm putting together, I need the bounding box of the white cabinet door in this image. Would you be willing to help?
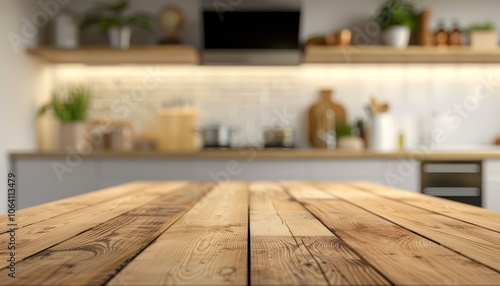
[483,160,500,212]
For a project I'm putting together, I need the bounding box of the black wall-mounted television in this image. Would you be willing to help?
[203,11,300,50]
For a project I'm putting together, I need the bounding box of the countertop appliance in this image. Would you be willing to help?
[421,161,482,207]
[263,127,295,148]
[199,125,236,148]
[202,1,301,65]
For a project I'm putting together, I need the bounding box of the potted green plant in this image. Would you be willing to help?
[468,22,498,48]
[335,123,365,151]
[376,0,416,48]
[39,86,91,151]
[80,0,154,49]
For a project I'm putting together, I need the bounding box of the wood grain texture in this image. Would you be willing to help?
[4,181,500,286]
[350,181,500,232]
[107,182,248,286]
[304,45,500,64]
[27,46,200,65]
[0,182,185,269]
[250,182,389,286]
[317,182,500,273]
[284,182,500,285]
[0,183,208,285]
[0,182,158,234]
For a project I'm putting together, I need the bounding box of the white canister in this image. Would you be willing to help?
[368,114,397,152]
[55,10,79,49]
[381,25,411,49]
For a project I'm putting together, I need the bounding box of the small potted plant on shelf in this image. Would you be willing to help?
[376,0,417,48]
[468,22,498,48]
[80,0,154,49]
[335,123,365,151]
[39,86,91,151]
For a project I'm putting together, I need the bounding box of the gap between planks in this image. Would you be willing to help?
[282,182,500,286]
[250,182,390,286]
[348,181,500,233]
[107,182,249,286]
[0,182,162,234]
[315,182,500,273]
[0,183,211,286]
[0,182,187,270]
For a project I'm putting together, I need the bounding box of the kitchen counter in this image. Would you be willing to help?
[3,181,500,285]
[10,148,500,161]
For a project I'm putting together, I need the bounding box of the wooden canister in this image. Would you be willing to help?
[157,108,199,152]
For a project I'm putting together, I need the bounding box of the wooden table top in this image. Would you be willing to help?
[2,182,500,285]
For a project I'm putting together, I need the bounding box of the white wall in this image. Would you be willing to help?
[52,64,500,149]
[0,0,52,213]
[49,0,500,150]
[66,0,500,47]
[302,0,500,43]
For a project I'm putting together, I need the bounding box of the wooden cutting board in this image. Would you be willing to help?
[308,89,347,148]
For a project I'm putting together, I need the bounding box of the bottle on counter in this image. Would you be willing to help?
[417,8,433,46]
[448,20,462,46]
[434,20,448,46]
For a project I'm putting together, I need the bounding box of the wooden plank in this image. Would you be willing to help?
[27,46,200,65]
[350,182,500,233]
[284,182,500,285]
[0,182,157,234]
[0,183,209,285]
[251,182,389,286]
[0,182,186,269]
[303,45,500,64]
[318,182,500,273]
[107,182,248,286]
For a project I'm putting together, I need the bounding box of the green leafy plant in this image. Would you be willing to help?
[468,22,496,32]
[38,86,91,122]
[376,0,417,31]
[80,0,154,33]
[335,122,354,139]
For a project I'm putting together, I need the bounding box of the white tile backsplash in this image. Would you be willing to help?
[52,64,500,148]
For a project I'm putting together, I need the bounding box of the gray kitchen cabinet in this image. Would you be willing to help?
[305,160,385,182]
[16,159,99,209]
[483,160,500,212]
[99,160,193,181]
[383,160,420,193]
[13,157,421,209]
[193,160,306,181]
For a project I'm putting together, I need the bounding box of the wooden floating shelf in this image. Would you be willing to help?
[303,46,500,64]
[28,45,500,65]
[27,45,200,65]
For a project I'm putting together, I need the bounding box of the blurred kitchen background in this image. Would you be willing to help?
[3,0,500,212]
